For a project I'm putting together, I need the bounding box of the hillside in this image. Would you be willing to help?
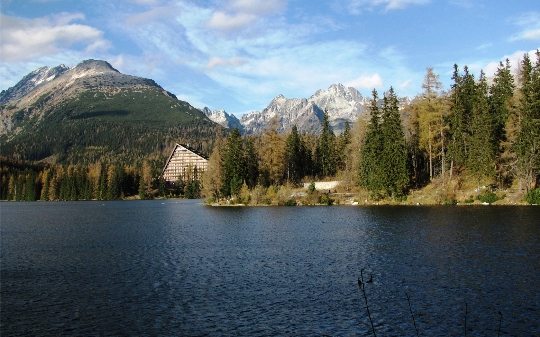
[0,60,225,164]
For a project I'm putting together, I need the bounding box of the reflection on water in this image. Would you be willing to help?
[1,201,539,336]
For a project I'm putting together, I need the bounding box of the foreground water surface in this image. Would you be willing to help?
[1,200,539,336]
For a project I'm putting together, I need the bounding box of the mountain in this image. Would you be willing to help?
[0,59,224,164]
[308,84,368,131]
[237,84,369,135]
[201,107,243,132]
[240,95,324,134]
[0,64,69,104]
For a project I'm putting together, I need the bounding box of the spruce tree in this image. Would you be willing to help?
[448,65,476,170]
[317,109,337,177]
[490,59,516,187]
[515,51,540,191]
[243,137,259,189]
[380,87,410,197]
[359,89,384,196]
[468,71,495,186]
[222,127,245,197]
[285,125,303,184]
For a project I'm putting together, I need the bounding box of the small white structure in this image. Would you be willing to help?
[303,181,342,191]
[161,144,208,182]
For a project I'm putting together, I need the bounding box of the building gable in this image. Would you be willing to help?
[161,144,208,182]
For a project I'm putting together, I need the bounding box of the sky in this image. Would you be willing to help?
[1,0,539,117]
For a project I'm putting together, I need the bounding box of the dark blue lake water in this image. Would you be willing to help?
[1,200,539,336]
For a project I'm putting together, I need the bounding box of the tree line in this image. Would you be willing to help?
[203,51,540,203]
[1,52,538,203]
[0,157,184,201]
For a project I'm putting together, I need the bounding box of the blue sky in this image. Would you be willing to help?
[1,0,539,117]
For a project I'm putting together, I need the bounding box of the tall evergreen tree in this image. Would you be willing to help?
[380,87,410,197]
[359,89,384,195]
[337,121,352,172]
[243,137,259,189]
[222,127,246,196]
[489,59,516,187]
[468,71,495,185]
[317,109,337,177]
[448,65,476,171]
[285,125,303,184]
[515,51,540,191]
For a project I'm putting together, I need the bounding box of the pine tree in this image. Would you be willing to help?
[317,109,337,177]
[448,65,476,172]
[489,59,516,187]
[515,51,540,192]
[244,137,259,189]
[359,89,384,196]
[380,87,410,197]
[468,71,495,186]
[285,125,303,185]
[222,127,246,197]
[337,121,352,172]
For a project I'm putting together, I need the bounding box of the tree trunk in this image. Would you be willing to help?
[441,125,445,181]
[429,141,433,181]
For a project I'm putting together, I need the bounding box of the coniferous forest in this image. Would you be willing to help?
[202,52,540,205]
[2,52,539,204]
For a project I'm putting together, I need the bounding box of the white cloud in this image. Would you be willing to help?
[230,0,287,15]
[125,6,176,26]
[476,43,493,50]
[481,49,538,78]
[400,79,411,89]
[345,74,384,89]
[207,12,258,32]
[205,57,247,70]
[342,0,430,14]
[206,0,287,33]
[509,12,540,41]
[0,13,111,62]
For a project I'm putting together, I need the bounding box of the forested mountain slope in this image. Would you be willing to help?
[0,60,225,164]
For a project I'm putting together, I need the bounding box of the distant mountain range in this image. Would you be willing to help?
[0,59,410,164]
[0,59,224,163]
[202,84,371,135]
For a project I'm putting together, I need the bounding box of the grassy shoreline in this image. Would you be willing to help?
[206,177,536,206]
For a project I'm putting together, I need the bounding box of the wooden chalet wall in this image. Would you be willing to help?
[161,144,208,182]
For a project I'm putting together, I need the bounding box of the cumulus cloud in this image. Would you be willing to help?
[482,49,538,77]
[509,12,540,41]
[0,12,111,62]
[345,74,384,89]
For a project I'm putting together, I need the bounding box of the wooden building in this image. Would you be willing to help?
[161,143,208,182]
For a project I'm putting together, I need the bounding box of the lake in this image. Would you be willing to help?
[1,200,539,336]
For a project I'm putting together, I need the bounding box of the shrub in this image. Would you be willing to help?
[525,188,540,204]
[476,191,499,204]
[307,181,316,194]
[319,193,334,205]
[464,196,475,204]
[283,199,296,206]
[444,197,457,205]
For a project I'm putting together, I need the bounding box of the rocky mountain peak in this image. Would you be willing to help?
[0,64,69,104]
[201,107,243,131]
[71,59,119,75]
